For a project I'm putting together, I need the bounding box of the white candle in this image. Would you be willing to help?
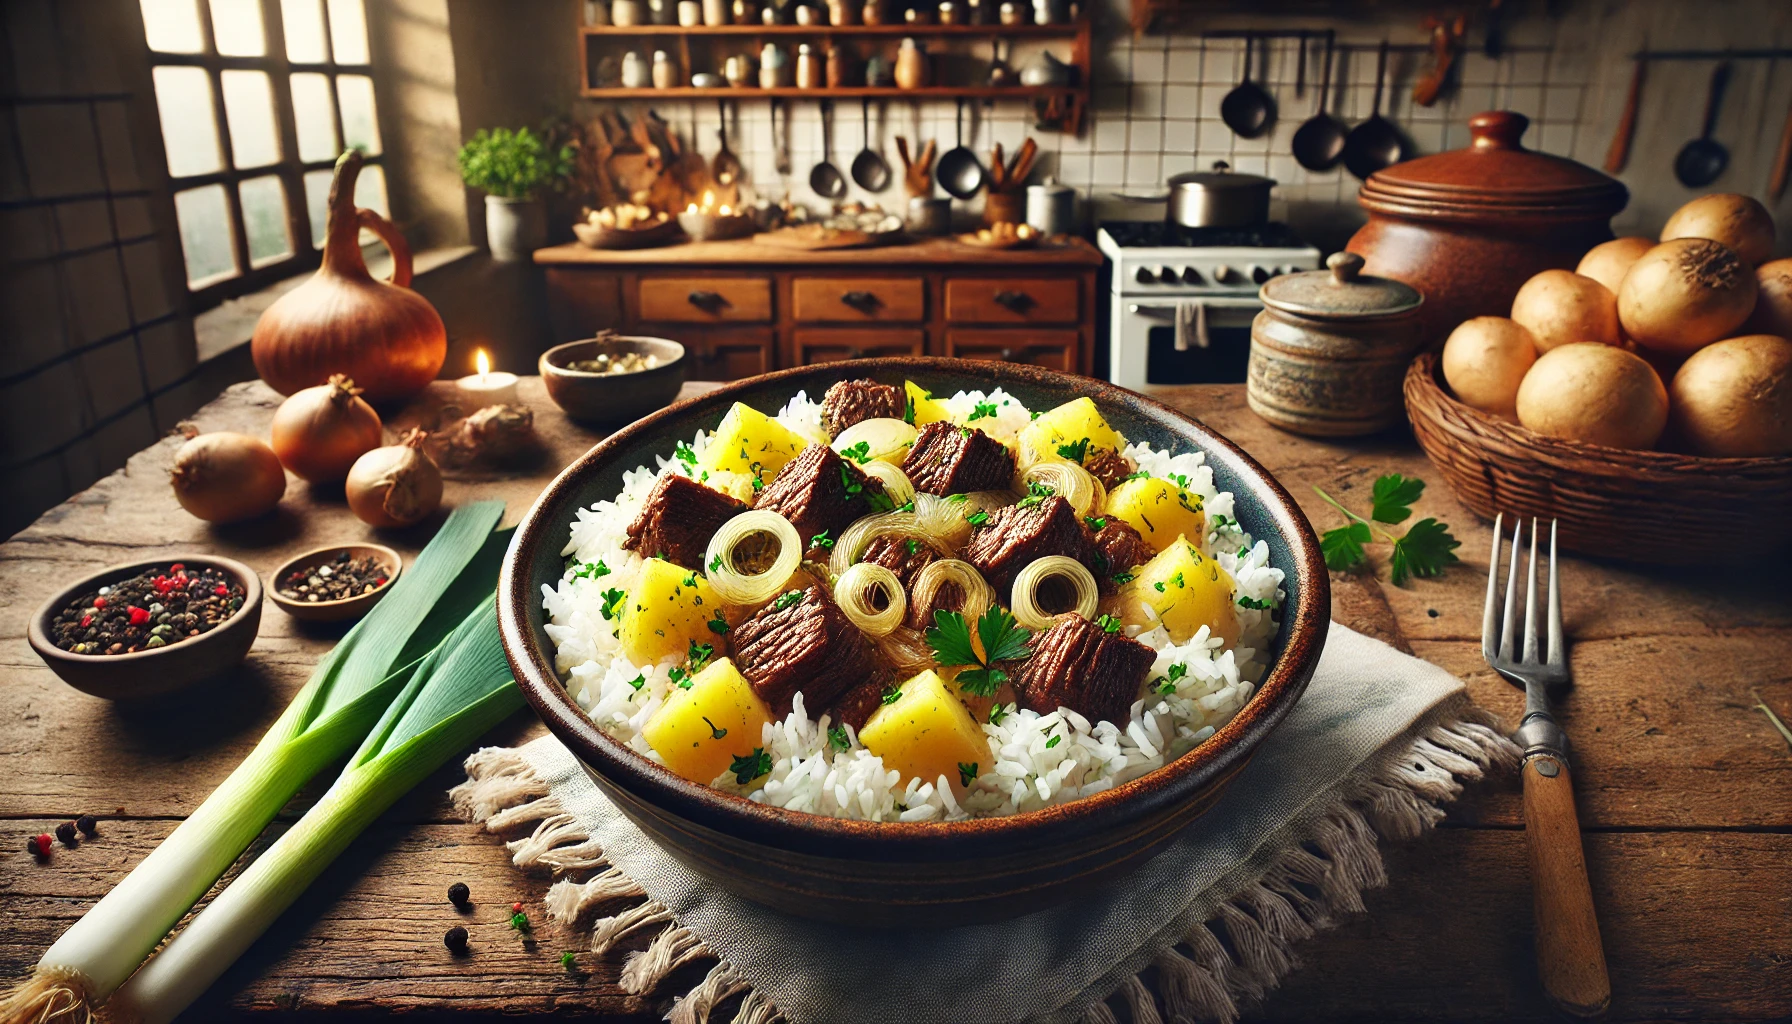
[455,349,519,407]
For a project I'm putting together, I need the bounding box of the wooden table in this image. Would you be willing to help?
[3,378,1788,1023]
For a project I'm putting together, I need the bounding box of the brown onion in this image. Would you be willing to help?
[1660,193,1776,266]
[170,432,287,523]
[270,374,383,482]
[346,429,443,528]
[251,151,446,403]
[1745,258,1792,338]
[1617,239,1757,357]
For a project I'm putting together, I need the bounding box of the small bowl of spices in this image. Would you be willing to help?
[540,334,686,425]
[27,556,263,702]
[268,544,403,623]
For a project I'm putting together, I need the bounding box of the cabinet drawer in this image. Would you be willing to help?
[792,277,926,322]
[945,277,1080,324]
[944,330,1079,373]
[544,269,623,341]
[677,328,777,381]
[638,276,773,323]
[790,329,926,366]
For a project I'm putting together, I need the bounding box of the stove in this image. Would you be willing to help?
[1097,220,1321,388]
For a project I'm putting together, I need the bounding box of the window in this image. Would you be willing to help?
[140,0,388,307]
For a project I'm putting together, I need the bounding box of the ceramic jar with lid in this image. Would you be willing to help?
[894,37,928,89]
[1248,252,1425,437]
[1346,110,1627,348]
[620,51,650,88]
[794,43,821,89]
[651,50,676,89]
[760,43,789,87]
[611,0,645,25]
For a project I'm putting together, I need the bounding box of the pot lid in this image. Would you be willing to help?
[1260,252,1423,319]
[1358,111,1627,221]
[1166,161,1275,191]
[1028,176,1073,196]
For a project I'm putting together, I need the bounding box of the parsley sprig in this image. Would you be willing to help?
[1056,437,1091,463]
[1313,474,1461,586]
[730,748,772,785]
[926,607,1032,697]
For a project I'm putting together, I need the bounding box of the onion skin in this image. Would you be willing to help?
[345,430,442,528]
[1667,334,1792,457]
[251,151,445,403]
[1442,316,1538,419]
[270,374,383,482]
[1516,343,1668,450]
[1510,270,1619,352]
[1575,236,1654,295]
[1745,259,1792,339]
[1617,239,1757,356]
[170,433,287,523]
[1660,193,1776,267]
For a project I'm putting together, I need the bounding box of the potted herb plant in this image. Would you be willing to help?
[456,126,573,262]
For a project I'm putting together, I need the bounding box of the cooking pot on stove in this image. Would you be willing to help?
[1118,162,1275,229]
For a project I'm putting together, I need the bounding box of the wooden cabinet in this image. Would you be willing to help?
[536,237,1102,380]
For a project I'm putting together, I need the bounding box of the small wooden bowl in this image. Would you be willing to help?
[540,336,687,425]
[27,556,263,703]
[572,218,683,250]
[268,544,403,623]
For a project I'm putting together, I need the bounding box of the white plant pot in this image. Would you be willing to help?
[485,195,546,262]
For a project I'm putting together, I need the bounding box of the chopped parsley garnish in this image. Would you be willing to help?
[965,508,991,527]
[958,762,980,787]
[682,572,698,588]
[1015,481,1055,509]
[898,500,915,513]
[599,587,627,621]
[967,400,999,422]
[674,441,698,468]
[1314,476,1461,586]
[1084,515,1106,531]
[1056,437,1091,463]
[773,590,803,611]
[959,426,974,439]
[839,464,863,495]
[811,530,835,550]
[706,611,729,635]
[905,538,921,555]
[880,684,904,706]
[703,716,728,740]
[668,666,691,689]
[989,703,1010,725]
[1123,470,1151,482]
[730,748,773,785]
[1168,473,1190,489]
[1029,410,1042,421]
[626,673,646,691]
[1211,513,1234,530]
[749,461,766,493]
[828,725,851,752]
[1095,613,1124,633]
[709,553,724,572]
[1111,571,1136,585]
[571,560,611,581]
[866,491,896,513]
[1178,492,1203,515]
[1238,595,1275,610]
[947,493,969,504]
[927,606,1032,697]
[687,641,716,672]
[1151,662,1188,695]
[903,396,916,425]
[840,440,873,464]
[1045,734,1061,749]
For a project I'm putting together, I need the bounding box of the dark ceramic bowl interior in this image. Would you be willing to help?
[539,336,687,425]
[500,358,1329,925]
[27,555,264,703]
[267,543,402,624]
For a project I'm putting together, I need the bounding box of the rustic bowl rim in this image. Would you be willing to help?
[499,357,1330,851]
[539,336,687,379]
[266,543,403,620]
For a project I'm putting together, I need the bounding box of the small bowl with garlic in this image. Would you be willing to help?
[572,204,682,250]
[540,335,687,425]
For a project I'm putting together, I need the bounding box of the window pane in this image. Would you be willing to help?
[174,185,237,286]
[240,176,293,266]
[207,0,264,55]
[221,70,280,168]
[303,168,332,248]
[140,0,203,53]
[290,73,339,163]
[353,162,389,247]
[325,0,369,64]
[281,0,329,62]
[336,75,381,155]
[152,66,223,177]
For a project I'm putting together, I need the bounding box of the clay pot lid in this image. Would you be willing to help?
[1359,111,1627,221]
[1260,252,1422,320]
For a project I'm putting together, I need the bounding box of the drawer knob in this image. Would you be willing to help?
[992,290,1034,314]
[687,290,727,312]
[1000,347,1019,361]
[840,290,881,313]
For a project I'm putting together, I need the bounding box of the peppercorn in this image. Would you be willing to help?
[447,881,470,906]
[29,833,52,857]
[76,815,98,838]
[444,925,469,954]
[55,822,77,846]
[511,901,524,913]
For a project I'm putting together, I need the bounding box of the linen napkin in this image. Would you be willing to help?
[453,623,1517,1024]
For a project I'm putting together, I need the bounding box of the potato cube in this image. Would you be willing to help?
[860,669,990,794]
[619,557,728,666]
[1121,535,1239,646]
[1104,475,1207,553]
[698,402,811,478]
[904,380,953,427]
[643,658,773,785]
[1017,397,1126,465]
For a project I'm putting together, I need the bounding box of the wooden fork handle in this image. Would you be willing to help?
[1523,754,1611,1018]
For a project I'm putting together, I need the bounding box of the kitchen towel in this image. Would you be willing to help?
[452,623,1517,1024]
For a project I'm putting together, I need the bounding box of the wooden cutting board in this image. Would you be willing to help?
[752,225,874,250]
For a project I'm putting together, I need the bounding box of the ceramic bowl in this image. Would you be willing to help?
[27,555,264,702]
[499,358,1329,926]
[539,336,687,425]
[268,543,403,623]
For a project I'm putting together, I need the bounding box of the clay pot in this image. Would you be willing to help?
[1346,111,1627,348]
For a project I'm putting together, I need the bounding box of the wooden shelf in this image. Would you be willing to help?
[579,84,1078,99]
[581,22,1086,36]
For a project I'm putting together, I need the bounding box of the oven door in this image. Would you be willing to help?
[1124,297,1261,385]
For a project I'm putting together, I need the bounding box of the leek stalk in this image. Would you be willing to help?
[0,501,506,1024]
[108,596,521,1024]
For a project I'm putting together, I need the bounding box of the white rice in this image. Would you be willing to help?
[541,389,1286,822]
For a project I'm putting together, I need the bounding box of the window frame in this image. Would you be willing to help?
[145,0,385,309]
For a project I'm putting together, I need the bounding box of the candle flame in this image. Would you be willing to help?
[719,204,733,215]
[475,349,491,377]
[686,202,698,213]
[702,190,716,209]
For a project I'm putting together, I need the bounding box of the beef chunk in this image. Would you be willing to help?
[961,495,1093,594]
[1012,615,1156,726]
[824,679,887,731]
[861,534,937,592]
[821,378,904,438]
[623,473,747,569]
[901,421,1016,496]
[1090,520,1152,592]
[754,443,885,553]
[731,585,887,716]
[1083,448,1137,491]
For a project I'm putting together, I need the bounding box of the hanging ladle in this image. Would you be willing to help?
[1220,35,1275,139]
[712,100,744,188]
[1292,34,1346,171]
[1674,61,1731,188]
[850,99,891,192]
[809,99,846,199]
[937,98,985,200]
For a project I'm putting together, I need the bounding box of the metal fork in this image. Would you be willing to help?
[1483,515,1611,1018]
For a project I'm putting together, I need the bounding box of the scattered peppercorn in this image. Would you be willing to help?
[560,951,577,972]
[511,901,524,913]
[277,552,391,604]
[76,815,98,838]
[50,565,245,656]
[29,834,52,858]
[55,822,77,847]
[448,881,470,906]
[444,925,469,954]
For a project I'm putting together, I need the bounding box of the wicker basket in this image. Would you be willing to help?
[1404,351,1792,565]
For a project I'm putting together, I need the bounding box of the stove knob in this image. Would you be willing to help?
[1180,266,1203,285]
[1135,266,1156,285]
[1156,266,1176,283]
[1210,264,1233,284]
[1250,265,1270,285]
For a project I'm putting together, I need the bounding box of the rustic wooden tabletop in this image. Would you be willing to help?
[3,378,1788,1023]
